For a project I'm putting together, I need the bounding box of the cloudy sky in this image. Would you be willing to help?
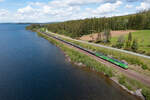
[0,0,149,23]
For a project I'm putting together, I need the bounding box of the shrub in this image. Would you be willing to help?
[142,88,150,100]
[116,35,125,49]
[131,39,139,52]
[136,50,146,54]
[141,64,148,70]
[146,52,150,56]
[119,76,133,90]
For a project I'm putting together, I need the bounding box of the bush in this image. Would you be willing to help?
[119,76,133,90]
[146,52,150,56]
[116,36,125,49]
[136,50,146,54]
[141,64,148,70]
[131,39,139,52]
[142,88,150,100]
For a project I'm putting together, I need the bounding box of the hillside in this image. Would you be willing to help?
[45,10,150,38]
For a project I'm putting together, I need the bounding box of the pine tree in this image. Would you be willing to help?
[125,32,132,49]
[104,24,111,43]
[116,36,125,49]
[131,39,138,52]
[128,32,132,42]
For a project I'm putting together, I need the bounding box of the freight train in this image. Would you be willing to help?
[40,30,128,69]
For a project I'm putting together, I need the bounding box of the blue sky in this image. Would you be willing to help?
[0,0,149,23]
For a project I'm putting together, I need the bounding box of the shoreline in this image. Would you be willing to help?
[64,51,145,100]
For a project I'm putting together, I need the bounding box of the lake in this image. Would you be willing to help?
[0,24,140,100]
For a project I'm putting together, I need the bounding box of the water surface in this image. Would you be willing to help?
[0,24,140,100]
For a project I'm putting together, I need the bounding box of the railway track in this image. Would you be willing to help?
[39,31,150,86]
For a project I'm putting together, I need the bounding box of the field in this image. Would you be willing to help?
[80,30,150,54]
[80,30,135,41]
[111,30,150,53]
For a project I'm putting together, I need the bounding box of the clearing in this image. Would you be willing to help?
[80,30,136,41]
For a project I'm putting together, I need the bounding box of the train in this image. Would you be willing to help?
[40,30,128,69]
[95,52,128,69]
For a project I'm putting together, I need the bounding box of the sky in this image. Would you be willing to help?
[0,0,149,23]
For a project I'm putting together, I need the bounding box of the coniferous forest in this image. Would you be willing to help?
[42,10,150,38]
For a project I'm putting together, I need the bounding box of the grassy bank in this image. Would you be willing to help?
[37,31,150,100]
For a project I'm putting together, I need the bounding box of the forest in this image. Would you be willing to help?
[42,10,150,38]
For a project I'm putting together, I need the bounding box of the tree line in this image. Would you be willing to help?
[43,10,150,38]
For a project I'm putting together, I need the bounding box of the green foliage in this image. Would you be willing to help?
[142,64,148,70]
[146,52,150,56]
[131,39,139,52]
[125,32,132,49]
[26,24,42,31]
[142,88,150,100]
[116,36,125,49]
[104,28,111,43]
[125,40,131,49]
[128,32,132,42]
[119,75,133,90]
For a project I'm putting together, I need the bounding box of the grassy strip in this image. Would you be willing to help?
[37,31,150,100]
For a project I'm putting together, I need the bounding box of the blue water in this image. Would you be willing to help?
[0,24,139,100]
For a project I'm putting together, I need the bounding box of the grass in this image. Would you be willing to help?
[119,75,133,90]
[142,87,150,100]
[111,30,150,54]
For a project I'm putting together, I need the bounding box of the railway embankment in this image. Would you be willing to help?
[37,31,150,100]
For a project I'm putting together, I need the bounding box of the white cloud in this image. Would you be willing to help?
[136,0,150,11]
[0,0,135,22]
[92,1,122,15]
[125,4,133,8]
[49,0,117,6]
[18,6,35,14]
[0,0,4,2]
[136,2,150,10]
[0,9,8,16]
[11,1,81,22]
